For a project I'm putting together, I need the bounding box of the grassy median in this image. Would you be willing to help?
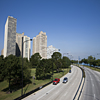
[84,65,100,72]
[0,67,71,100]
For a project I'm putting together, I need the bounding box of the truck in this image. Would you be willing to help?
[53,78,60,85]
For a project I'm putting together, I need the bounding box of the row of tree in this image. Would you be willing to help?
[0,52,71,92]
[0,54,31,92]
[80,55,100,67]
[30,52,71,79]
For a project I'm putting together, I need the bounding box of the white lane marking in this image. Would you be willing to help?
[36,66,77,100]
[94,94,95,99]
[55,90,59,94]
[46,84,60,93]
[37,84,60,100]
[64,92,68,96]
[93,84,94,87]
[37,93,46,100]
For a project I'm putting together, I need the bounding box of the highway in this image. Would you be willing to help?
[80,66,100,100]
[23,65,82,100]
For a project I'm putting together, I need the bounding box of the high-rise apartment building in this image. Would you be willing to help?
[3,16,31,60]
[33,31,47,59]
[4,16,17,57]
[16,32,24,57]
[47,45,58,59]
[1,49,4,56]
[23,36,31,60]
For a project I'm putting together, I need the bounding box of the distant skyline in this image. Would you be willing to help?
[0,0,100,60]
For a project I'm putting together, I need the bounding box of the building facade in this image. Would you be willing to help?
[1,49,4,56]
[23,36,31,60]
[16,32,24,57]
[47,45,58,59]
[33,31,47,59]
[4,16,17,57]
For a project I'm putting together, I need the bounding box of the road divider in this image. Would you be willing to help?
[73,66,85,100]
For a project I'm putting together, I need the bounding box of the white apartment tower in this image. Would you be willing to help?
[23,36,31,60]
[4,16,17,57]
[33,31,47,59]
[16,32,24,57]
[47,45,58,59]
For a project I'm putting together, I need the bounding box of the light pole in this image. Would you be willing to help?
[21,38,32,97]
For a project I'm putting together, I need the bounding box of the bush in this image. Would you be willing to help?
[80,67,85,78]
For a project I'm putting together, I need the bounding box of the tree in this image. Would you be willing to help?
[52,52,62,73]
[96,59,100,66]
[88,56,95,67]
[4,54,17,92]
[80,58,88,64]
[30,53,41,68]
[35,59,52,79]
[52,52,62,61]
[62,56,71,68]
[0,55,4,81]
[3,55,31,92]
[22,58,31,84]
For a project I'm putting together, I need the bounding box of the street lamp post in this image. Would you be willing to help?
[21,38,32,97]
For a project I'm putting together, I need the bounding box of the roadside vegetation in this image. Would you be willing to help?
[0,52,71,100]
[80,55,100,67]
[79,67,85,78]
[72,55,100,73]
[83,65,100,72]
[79,55,100,72]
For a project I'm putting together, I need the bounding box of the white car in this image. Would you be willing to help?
[63,77,68,83]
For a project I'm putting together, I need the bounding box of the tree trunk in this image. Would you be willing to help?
[9,79,12,93]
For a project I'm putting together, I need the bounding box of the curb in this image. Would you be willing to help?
[73,66,85,100]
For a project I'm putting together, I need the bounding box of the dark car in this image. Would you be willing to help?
[63,77,68,83]
[69,70,71,73]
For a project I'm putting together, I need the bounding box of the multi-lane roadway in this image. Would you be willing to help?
[23,65,82,100]
[80,66,100,100]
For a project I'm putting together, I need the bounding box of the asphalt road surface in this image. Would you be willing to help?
[23,65,82,100]
[80,66,100,100]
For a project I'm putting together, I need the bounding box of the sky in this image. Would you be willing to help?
[0,0,100,60]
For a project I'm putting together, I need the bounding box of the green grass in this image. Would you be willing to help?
[0,67,71,100]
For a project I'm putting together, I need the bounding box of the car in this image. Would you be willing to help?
[69,70,71,73]
[53,78,60,85]
[63,77,68,83]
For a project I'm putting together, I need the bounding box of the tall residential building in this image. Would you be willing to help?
[33,31,47,59]
[16,32,24,57]
[47,45,58,59]
[33,37,36,54]
[1,49,4,56]
[4,16,17,57]
[23,36,31,60]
